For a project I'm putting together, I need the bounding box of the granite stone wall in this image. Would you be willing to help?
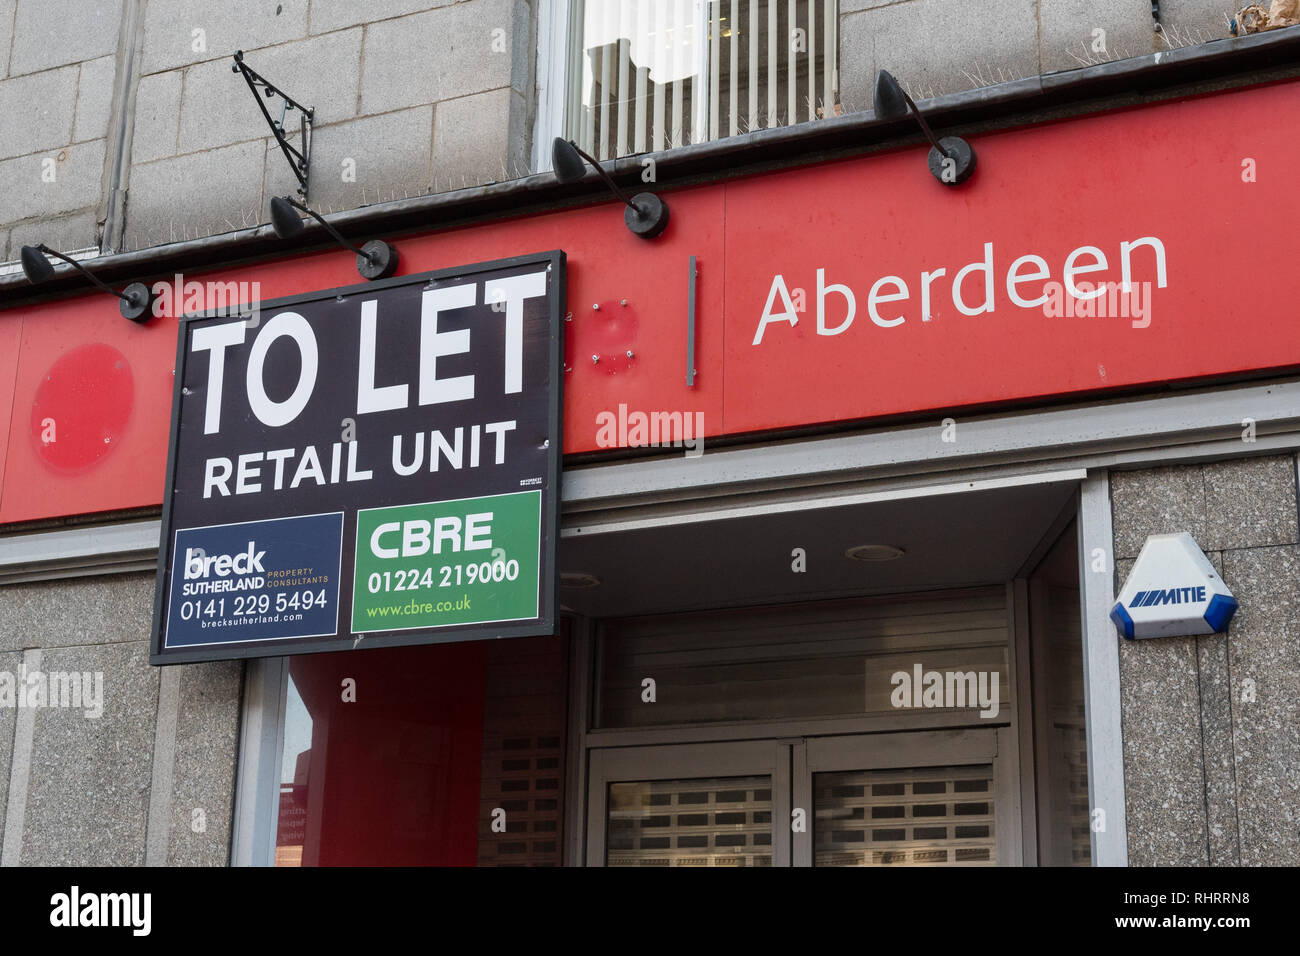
[1110,454,1300,866]
[0,571,242,866]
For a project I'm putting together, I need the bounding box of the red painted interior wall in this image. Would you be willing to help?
[277,641,487,866]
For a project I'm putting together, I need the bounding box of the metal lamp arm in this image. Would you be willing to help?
[897,89,952,159]
[568,143,639,212]
[37,245,133,302]
[285,198,374,262]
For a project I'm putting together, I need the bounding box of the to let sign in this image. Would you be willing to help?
[150,252,564,664]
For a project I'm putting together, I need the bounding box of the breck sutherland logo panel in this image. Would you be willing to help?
[165,512,343,647]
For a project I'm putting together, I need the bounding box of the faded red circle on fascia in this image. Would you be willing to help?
[31,343,134,474]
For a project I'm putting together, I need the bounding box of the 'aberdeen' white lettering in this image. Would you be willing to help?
[751,236,1167,343]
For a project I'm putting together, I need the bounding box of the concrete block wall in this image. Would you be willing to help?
[837,0,1240,110]
[0,0,125,261]
[121,0,535,251]
[1110,454,1300,865]
[0,572,242,866]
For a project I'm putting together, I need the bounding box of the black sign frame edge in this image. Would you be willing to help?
[148,248,566,666]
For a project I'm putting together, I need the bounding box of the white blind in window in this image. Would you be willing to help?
[572,0,838,160]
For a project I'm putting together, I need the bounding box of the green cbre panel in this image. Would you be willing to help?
[351,490,542,634]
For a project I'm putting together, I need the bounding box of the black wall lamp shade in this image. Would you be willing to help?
[269,194,308,238]
[269,196,397,280]
[20,244,155,322]
[19,244,54,284]
[551,137,589,184]
[874,70,976,186]
[551,138,670,239]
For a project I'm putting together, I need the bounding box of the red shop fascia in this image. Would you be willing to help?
[1,44,1298,530]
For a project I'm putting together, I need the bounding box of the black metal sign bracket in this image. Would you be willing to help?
[232,50,314,199]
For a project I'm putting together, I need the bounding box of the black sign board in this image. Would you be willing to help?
[150,252,564,664]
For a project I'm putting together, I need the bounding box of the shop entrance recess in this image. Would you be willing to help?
[560,472,1091,867]
[586,729,1015,867]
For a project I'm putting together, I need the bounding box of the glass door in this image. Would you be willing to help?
[586,740,790,866]
[798,728,1018,866]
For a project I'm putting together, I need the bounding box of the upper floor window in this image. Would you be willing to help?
[561,0,839,162]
